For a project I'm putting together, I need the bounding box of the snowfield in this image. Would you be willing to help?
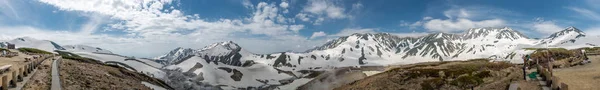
[68,51,166,78]
[3,37,65,53]
[63,45,113,54]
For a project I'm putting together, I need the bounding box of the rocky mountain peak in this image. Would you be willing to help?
[155,47,197,65]
[462,27,527,40]
[547,26,585,39]
[200,41,241,51]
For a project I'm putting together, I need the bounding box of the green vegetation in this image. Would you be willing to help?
[56,50,102,64]
[528,48,575,65]
[395,60,514,90]
[420,78,444,90]
[450,75,484,89]
[578,47,600,52]
[522,47,570,51]
[18,48,52,54]
[0,48,8,51]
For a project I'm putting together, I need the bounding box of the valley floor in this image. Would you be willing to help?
[553,55,600,90]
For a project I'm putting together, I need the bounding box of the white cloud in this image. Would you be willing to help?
[310,31,327,39]
[295,0,352,25]
[422,16,433,20]
[289,25,304,32]
[280,2,289,8]
[532,20,563,35]
[280,1,289,13]
[422,18,505,32]
[303,0,346,19]
[295,13,310,21]
[314,17,324,25]
[242,0,254,8]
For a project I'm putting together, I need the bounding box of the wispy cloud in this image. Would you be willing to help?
[0,0,20,20]
[568,7,600,21]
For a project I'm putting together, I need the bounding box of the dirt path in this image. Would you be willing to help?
[553,55,600,90]
[22,57,53,90]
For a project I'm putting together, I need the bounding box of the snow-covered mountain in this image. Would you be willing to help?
[1,37,65,52]
[156,26,600,89]
[537,26,586,46]
[303,27,534,63]
[63,45,113,54]
[535,26,600,49]
[154,47,197,65]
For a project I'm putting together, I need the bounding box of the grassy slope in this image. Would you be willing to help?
[18,48,53,54]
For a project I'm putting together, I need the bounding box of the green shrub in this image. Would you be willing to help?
[18,48,52,54]
[407,68,445,78]
[474,71,492,78]
[450,75,484,89]
[467,58,490,62]
[55,50,81,57]
[420,78,445,90]
[62,55,102,64]
[484,62,513,70]
[529,48,574,63]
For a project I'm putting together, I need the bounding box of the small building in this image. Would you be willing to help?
[7,43,15,49]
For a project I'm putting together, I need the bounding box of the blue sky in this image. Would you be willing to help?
[1,0,600,57]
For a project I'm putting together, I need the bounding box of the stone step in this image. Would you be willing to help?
[509,83,519,90]
[542,86,551,90]
[539,81,547,86]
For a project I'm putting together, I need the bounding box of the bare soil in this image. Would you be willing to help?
[553,55,600,90]
[22,58,52,90]
[516,80,541,90]
[59,59,167,90]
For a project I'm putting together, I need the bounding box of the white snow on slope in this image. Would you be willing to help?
[5,37,65,53]
[69,51,165,78]
[63,45,113,54]
[165,56,296,89]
